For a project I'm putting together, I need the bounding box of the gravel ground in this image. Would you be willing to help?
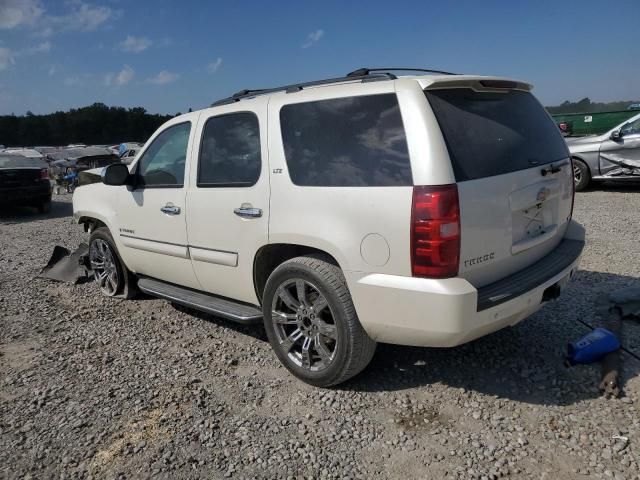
[1,187,639,480]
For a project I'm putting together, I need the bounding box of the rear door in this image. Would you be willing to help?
[185,101,269,305]
[425,86,574,288]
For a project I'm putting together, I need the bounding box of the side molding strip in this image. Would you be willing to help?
[120,235,189,259]
[119,234,239,266]
[189,247,238,267]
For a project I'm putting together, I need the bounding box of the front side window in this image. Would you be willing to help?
[280,94,412,187]
[621,117,640,136]
[137,122,191,187]
[198,112,261,187]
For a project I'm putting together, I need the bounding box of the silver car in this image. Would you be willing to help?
[567,113,640,190]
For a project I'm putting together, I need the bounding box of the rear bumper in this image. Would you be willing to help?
[0,183,51,204]
[346,224,585,347]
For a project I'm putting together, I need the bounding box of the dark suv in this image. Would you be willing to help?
[0,154,52,213]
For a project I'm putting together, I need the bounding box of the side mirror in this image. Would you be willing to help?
[611,129,622,141]
[103,163,131,186]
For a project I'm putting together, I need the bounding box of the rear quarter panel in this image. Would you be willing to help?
[267,81,422,276]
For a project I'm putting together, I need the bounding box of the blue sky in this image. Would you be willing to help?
[0,0,638,115]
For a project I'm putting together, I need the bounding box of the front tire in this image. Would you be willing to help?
[37,201,51,214]
[89,227,136,298]
[572,158,590,191]
[262,254,376,387]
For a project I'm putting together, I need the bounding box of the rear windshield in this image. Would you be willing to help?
[0,155,46,169]
[425,89,568,181]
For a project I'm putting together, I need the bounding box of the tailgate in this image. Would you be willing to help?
[425,87,574,288]
[457,165,573,287]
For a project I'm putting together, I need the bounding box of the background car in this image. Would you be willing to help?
[119,147,140,164]
[49,146,120,193]
[567,113,640,190]
[0,153,52,213]
[2,148,45,160]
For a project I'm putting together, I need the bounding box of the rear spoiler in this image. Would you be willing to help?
[424,77,532,93]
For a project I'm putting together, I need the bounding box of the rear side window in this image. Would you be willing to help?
[198,112,261,187]
[425,89,568,181]
[280,94,412,187]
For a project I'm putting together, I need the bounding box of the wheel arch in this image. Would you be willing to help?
[571,155,594,191]
[88,224,138,299]
[77,215,108,233]
[571,154,590,173]
[253,243,341,304]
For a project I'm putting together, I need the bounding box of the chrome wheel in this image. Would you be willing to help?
[573,163,582,183]
[270,279,338,372]
[89,239,120,296]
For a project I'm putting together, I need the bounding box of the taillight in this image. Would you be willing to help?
[411,184,460,278]
[40,169,49,180]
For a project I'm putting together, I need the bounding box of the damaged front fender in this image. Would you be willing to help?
[38,244,90,284]
[599,155,640,178]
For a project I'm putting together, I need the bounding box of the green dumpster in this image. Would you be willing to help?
[551,110,637,136]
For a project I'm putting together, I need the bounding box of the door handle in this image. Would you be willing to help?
[234,206,262,218]
[160,204,181,215]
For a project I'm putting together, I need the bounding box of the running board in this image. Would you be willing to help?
[137,277,263,324]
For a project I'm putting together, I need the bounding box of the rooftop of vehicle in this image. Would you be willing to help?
[205,68,533,113]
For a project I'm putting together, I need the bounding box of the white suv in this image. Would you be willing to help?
[73,68,585,386]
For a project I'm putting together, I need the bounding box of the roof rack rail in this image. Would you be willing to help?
[347,67,458,77]
[211,70,396,107]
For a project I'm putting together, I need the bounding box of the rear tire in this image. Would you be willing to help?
[572,158,590,191]
[38,201,51,214]
[89,227,137,299]
[262,254,376,387]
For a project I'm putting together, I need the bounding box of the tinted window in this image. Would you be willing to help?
[280,94,411,187]
[138,122,190,187]
[425,89,568,181]
[198,113,261,187]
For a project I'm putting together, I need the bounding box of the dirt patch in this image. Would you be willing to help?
[88,408,170,475]
[0,337,40,372]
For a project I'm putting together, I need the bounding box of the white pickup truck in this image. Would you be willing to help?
[73,68,585,386]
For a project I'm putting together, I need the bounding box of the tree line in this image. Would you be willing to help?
[2,98,638,148]
[0,103,174,148]
[546,97,639,115]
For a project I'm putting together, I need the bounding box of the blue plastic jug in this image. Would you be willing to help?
[566,328,620,365]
